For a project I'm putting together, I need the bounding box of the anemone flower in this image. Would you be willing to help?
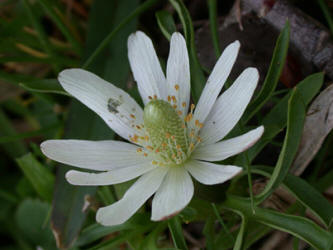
[41,31,264,226]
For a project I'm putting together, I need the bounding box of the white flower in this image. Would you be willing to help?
[41,31,263,226]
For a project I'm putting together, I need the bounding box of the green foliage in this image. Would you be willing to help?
[1,0,333,249]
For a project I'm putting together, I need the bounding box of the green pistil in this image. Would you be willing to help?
[144,100,188,164]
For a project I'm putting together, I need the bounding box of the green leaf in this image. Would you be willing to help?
[16,153,55,201]
[15,199,57,249]
[233,215,247,250]
[207,0,221,57]
[82,0,160,69]
[317,0,333,35]
[238,72,324,164]
[252,165,333,229]
[243,22,290,123]
[37,0,82,54]
[255,88,306,203]
[75,213,151,247]
[223,196,333,250]
[0,108,27,158]
[22,0,60,72]
[168,216,188,250]
[169,0,206,102]
[156,10,176,41]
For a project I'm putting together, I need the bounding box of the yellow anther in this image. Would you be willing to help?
[130,114,136,119]
[152,160,158,165]
[182,102,186,107]
[177,110,183,116]
[136,148,142,152]
[176,144,181,149]
[161,142,167,148]
[146,146,153,151]
[174,84,180,90]
[173,104,177,109]
[197,136,202,142]
[143,153,148,157]
[185,113,193,122]
[136,125,141,129]
[144,135,149,141]
[148,96,152,100]
[199,123,204,128]
[153,95,157,99]
[195,119,200,126]
[168,95,171,102]
[171,96,176,103]
[165,132,171,139]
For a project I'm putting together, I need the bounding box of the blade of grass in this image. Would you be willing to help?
[317,0,333,35]
[168,216,188,250]
[223,196,333,250]
[237,72,324,164]
[22,0,60,72]
[82,0,160,69]
[37,0,82,54]
[243,22,290,123]
[252,165,333,229]
[156,10,176,41]
[233,215,247,250]
[255,88,306,204]
[207,0,221,57]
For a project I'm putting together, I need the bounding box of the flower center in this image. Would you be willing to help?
[144,100,188,165]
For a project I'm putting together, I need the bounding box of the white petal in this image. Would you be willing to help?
[128,31,167,104]
[96,167,168,226]
[192,41,240,125]
[65,162,156,186]
[166,32,190,117]
[58,69,144,142]
[192,126,264,161]
[200,67,259,145]
[41,140,148,171]
[151,167,193,221]
[185,160,242,185]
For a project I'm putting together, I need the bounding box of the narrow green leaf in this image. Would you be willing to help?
[0,108,27,158]
[207,0,221,57]
[252,165,333,228]
[203,216,215,250]
[243,22,290,123]
[233,215,247,250]
[223,196,333,250]
[16,153,54,201]
[169,0,206,102]
[317,0,333,35]
[22,0,60,72]
[37,0,82,54]
[0,123,60,143]
[168,216,188,250]
[156,10,176,41]
[238,72,324,164]
[82,0,160,69]
[255,88,306,203]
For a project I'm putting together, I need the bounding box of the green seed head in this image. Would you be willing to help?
[144,100,188,165]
